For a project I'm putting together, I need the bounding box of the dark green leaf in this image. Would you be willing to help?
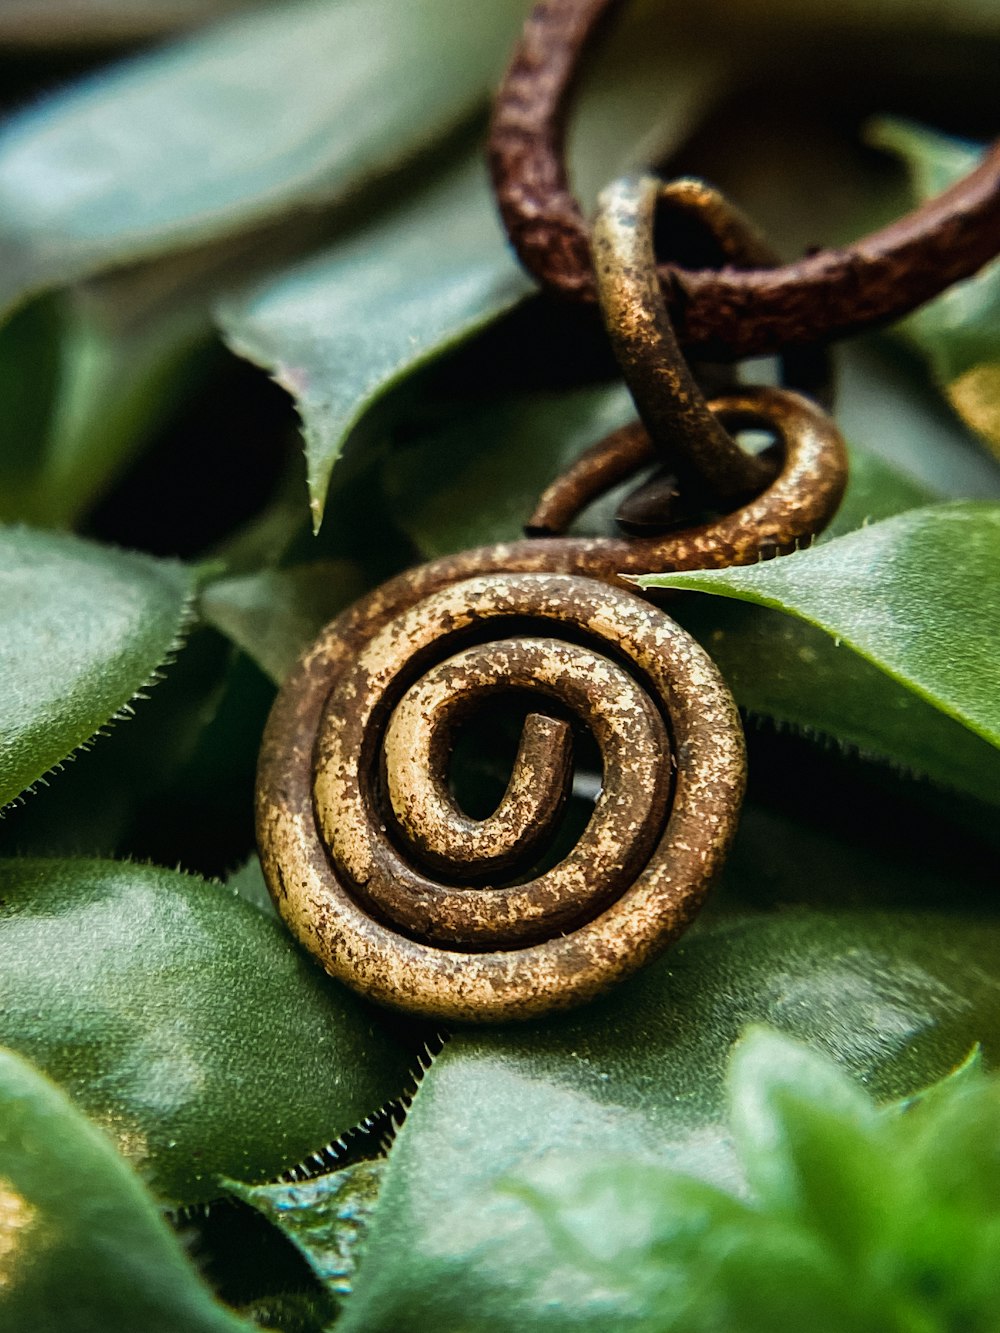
[0,526,195,808]
[0,858,416,1204]
[219,10,726,524]
[219,156,534,528]
[201,559,365,684]
[341,910,1000,1330]
[640,503,1000,749]
[0,0,532,320]
[0,1046,248,1332]
[0,296,63,523]
[228,1160,385,1307]
[677,600,1000,801]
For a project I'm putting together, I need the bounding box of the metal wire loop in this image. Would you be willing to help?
[488,0,1000,357]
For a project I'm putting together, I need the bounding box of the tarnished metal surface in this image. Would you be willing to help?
[257,572,744,1022]
[256,378,846,1022]
[593,174,777,505]
[488,0,1000,357]
[526,385,847,558]
[256,148,853,1022]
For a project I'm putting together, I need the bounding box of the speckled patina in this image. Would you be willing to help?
[257,570,744,1022]
[255,135,858,1021]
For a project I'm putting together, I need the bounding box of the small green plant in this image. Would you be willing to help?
[0,2,998,1328]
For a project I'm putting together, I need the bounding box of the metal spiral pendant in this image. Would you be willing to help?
[256,563,745,1022]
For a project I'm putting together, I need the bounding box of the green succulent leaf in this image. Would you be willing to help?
[0,296,63,522]
[727,1029,892,1261]
[0,858,417,1205]
[218,157,533,529]
[678,599,1000,802]
[201,559,366,684]
[218,10,726,526]
[0,0,532,322]
[869,118,1000,455]
[502,1033,1000,1333]
[227,1160,385,1309]
[0,526,196,808]
[341,910,1000,1331]
[0,1045,248,1332]
[640,502,1000,750]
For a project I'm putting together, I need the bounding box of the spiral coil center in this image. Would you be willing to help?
[258,569,746,1021]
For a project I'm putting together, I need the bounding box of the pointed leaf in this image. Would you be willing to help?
[218,14,725,523]
[0,526,195,807]
[342,910,1000,1330]
[0,1046,248,1332]
[228,1160,384,1308]
[0,0,532,320]
[219,157,534,527]
[641,504,1000,749]
[0,858,417,1204]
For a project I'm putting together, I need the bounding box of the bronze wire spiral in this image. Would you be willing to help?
[255,0,1000,1020]
[256,149,852,1023]
[256,376,847,1021]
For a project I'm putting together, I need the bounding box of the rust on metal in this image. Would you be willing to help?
[255,382,847,1022]
[257,571,744,1022]
[257,126,856,1023]
[488,0,1000,357]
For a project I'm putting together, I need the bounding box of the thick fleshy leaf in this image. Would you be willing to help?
[0,526,195,808]
[677,599,1000,802]
[870,119,1000,455]
[503,1036,1000,1333]
[201,559,365,684]
[0,858,416,1204]
[29,265,214,528]
[728,1029,891,1260]
[341,910,1000,1330]
[219,157,533,528]
[218,12,725,525]
[0,1046,248,1332]
[507,1154,845,1333]
[228,1160,384,1308]
[0,0,532,321]
[641,503,1000,749]
[0,297,63,522]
